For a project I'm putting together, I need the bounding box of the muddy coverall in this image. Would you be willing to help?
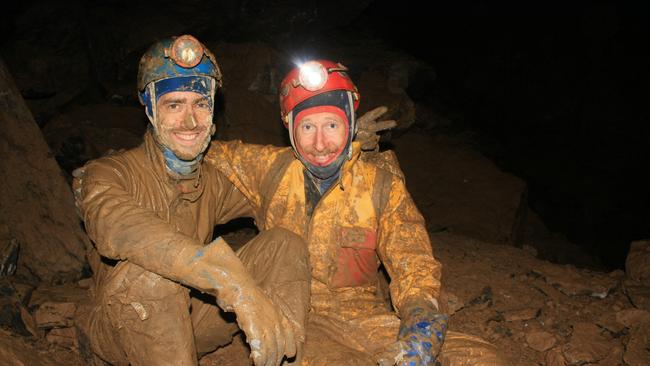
[75,131,310,366]
[205,140,506,366]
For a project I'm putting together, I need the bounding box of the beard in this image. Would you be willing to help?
[153,123,213,160]
[297,144,344,166]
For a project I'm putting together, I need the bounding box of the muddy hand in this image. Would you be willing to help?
[397,299,448,366]
[235,286,297,366]
[356,106,397,151]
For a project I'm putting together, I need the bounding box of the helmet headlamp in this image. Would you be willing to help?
[297,61,329,91]
[279,59,358,122]
[169,35,204,68]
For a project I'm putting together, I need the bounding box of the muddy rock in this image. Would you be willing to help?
[525,330,556,352]
[504,307,540,322]
[28,282,89,308]
[615,308,650,327]
[622,240,650,311]
[545,347,568,366]
[28,283,87,327]
[0,328,84,366]
[0,279,30,337]
[596,311,626,335]
[531,261,619,298]
[34,302,77,329]
[599,344,625,366]
[614,313,650,365]
[561,322,616,364]
[617,308,650,366]
[19,305,43,339]
[0,59,90,283]
[623,282,650,311]
[625,240,650,286]
[45,327,79,350]
[439,290,464,316]
[624,320,650,366]
[616,309,650,366]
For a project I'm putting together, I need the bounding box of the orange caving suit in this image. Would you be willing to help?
[206,140,507,366]
[75,131,310,366]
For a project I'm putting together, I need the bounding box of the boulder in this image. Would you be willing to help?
[531,262,619,298]
[0,58,90,283]
[626,240,650,286]
[393,133,528,246]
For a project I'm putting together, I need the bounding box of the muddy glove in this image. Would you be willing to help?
[233,285,298,366]
[397,298,448,366]
[355,106,397,151]
[167,238,297,366]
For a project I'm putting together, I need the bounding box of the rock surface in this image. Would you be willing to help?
[393,132,528,247]
[0,58,90,283]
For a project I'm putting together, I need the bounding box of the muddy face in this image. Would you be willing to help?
[294,111,348,167]
[153,91,213,160]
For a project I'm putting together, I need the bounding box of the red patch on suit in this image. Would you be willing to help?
[330,227,379,288]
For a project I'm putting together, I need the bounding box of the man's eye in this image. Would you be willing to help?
[168,103,181,110]
[196,102,210,109]
[329,123,338,129]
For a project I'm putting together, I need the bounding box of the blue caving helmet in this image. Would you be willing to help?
[137,35,223,118]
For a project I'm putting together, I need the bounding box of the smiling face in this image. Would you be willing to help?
[294,111,349,167]
[153,91,213,160]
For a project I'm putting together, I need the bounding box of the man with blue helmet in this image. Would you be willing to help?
[75,35,309,366]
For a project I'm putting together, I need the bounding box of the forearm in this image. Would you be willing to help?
[383,225,442,313]
[206,140,291,210]
[377,178,442,313]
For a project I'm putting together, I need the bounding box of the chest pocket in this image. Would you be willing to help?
[330,226,379,288]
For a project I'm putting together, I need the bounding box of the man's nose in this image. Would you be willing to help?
[313,129,326,151]
[182,111,197,129]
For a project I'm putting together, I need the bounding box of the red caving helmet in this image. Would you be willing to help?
[279,60,360,126]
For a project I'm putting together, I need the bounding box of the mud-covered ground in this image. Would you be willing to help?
[3,231,649,366]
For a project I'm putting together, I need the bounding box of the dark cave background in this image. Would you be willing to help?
[361,1,650,270]
[2,0,649,271]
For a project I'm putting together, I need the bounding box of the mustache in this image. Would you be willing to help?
[163,125,209,133]
[301,146,339,156]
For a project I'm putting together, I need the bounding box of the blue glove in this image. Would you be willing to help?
[398,299,448,366]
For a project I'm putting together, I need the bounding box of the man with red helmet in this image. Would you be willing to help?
[206,60,506,365]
